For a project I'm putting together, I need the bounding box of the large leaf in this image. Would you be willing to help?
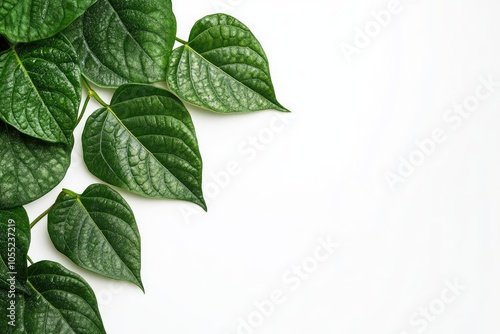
[0,121,72,210]
[82,84,206,209]
[48,184,143,290]
[63,0,176,87]
[0,207,30,294]
[167,13,289,114]
[0,0,96,43]
[23,261,106,334]
[0,35,81,144]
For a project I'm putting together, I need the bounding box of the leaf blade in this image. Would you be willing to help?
[0,121,72,210]
[82,85,206,209]
[0,0,97,43]
[167,13,288,114]
[48,184,143,290]
[63,0,176,87]
[25,261,106,334]
[0,35,81,144]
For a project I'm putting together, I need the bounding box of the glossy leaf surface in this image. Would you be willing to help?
[167,13,288,113]
[48,184,143,290]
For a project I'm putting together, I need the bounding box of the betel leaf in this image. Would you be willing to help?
[0,0,96,43]
[24,261,106,334]
[167,13,289,114]
[63,0,176,87]
[0,207,30,294]
[48,184,143,290]
[82,84,206,209]
[0,34,81,144]
[0,121,72,210]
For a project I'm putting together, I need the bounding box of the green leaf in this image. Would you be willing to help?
[0,121,72,210]
[48,184,143,290]
[24,261,106,334]
[167,13,289,114]
[82,84,206,209]
[63,0,176,87]
[0,0,96,43]
[0,207,30,294]
[0,35,81,144]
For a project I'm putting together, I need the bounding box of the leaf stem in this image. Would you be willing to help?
[62,188,80,198]
[27,255,34,265]
[76,93,91,127]
[175,37,188,45]
[82,77,109,108]
[29,204,54,229]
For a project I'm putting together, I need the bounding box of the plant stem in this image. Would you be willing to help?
[62,188,80,198]
[27,255,34,265]
[76,94,91,127]
[82,77,109,108]
[29,204,54,229]
[175,37,188,44]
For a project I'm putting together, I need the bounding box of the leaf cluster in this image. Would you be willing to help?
[0,0,288,332]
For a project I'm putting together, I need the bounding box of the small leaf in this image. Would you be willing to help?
[63,0,176,87]
[82,84,206,209]
[167,13,289,113]
[0,35,81,144]
[0,0,96,43]
[24,261,106,334]
[48,184,143,290]
[0,207,30,294]
[0,121,72,210]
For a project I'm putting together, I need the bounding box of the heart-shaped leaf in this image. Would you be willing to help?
[24,261,106,334]
[0,121,72,210]
[63,0,176,87]
[48,184,143,290]
[0,207,30,295]
[82,84,206,209]
[0,0,96,43]
[0,35,81,144]
[167,13,289,113]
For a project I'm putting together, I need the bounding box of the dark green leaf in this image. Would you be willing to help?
[0,0,96,43]
[82,84,206,209]
[24,261,106,334]
[0,35,81,144]
[63,0,176,87]
[167,13,289,113]
[0,121,72,210]
[0,207,30,294]
[48,184,143,290]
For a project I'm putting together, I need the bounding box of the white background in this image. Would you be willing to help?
[26,0,500,333]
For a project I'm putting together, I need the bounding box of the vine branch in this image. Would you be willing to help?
[29,204,54,229]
